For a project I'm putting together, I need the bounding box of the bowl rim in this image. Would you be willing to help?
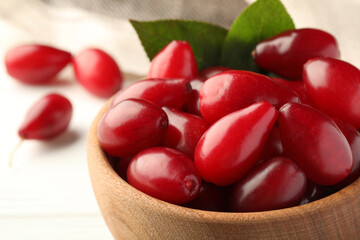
[87,99,360,223]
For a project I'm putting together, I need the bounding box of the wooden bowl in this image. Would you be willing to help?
[87,102,360,240]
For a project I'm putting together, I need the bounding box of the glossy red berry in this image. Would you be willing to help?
[127,147,201,204]
[229,157,306,212]
[195,101,278,186]
[332,118,360,190]
[98,99,168,158]
[258,126,283,163]
[303,57,360,128]
[73,48,123,98]
[183,78,203,117]
[253,28,340,79]
[184,181,228,212]
[5,44,71,84]
[18,93,73,140]
[199,66,232,79]
[278,103,353,185]
[271,78,314,106]
[300,181,330,205]
[110,78,192,109]
[161,108,209,158]
[148,40,198,80]
[199,70,298,123]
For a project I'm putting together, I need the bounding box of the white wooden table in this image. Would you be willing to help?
[0,0,359,239]
[0,1,148,239]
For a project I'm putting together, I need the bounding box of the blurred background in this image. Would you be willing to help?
[0,0,359,239]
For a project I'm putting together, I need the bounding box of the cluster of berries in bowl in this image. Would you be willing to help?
[98,28,360,213]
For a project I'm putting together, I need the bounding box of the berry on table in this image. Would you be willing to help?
[10,93,73,166]
[18,93,73,140]
[73,48,123,98]
[5,44,72,84]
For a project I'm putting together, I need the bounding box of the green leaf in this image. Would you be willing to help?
[221,0,295,71]
[130,20,228,72]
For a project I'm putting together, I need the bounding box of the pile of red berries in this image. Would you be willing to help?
[98,28,360,212]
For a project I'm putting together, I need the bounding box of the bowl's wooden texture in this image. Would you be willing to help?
[87,103,360,240]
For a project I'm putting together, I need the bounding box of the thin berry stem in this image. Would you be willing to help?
[9,138,24,167]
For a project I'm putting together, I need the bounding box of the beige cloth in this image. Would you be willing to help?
[41,0,249,28]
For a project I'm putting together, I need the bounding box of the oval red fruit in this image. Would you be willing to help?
[98,99,168,157]
[229,157,307,212]
[199,70,298,123]
[332,118,360,190]
[5,44,71,84]
[127,147,201,204]
[110,78,192,109]
[254,28,340,79]
[73,48,123,98]
[162,107,209,158]
[303,57,360,128]
[257,126,283,163]
[18,93,72,140]
[278,103,353,185]
[195,101,278,186]
[148,40,198,80]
